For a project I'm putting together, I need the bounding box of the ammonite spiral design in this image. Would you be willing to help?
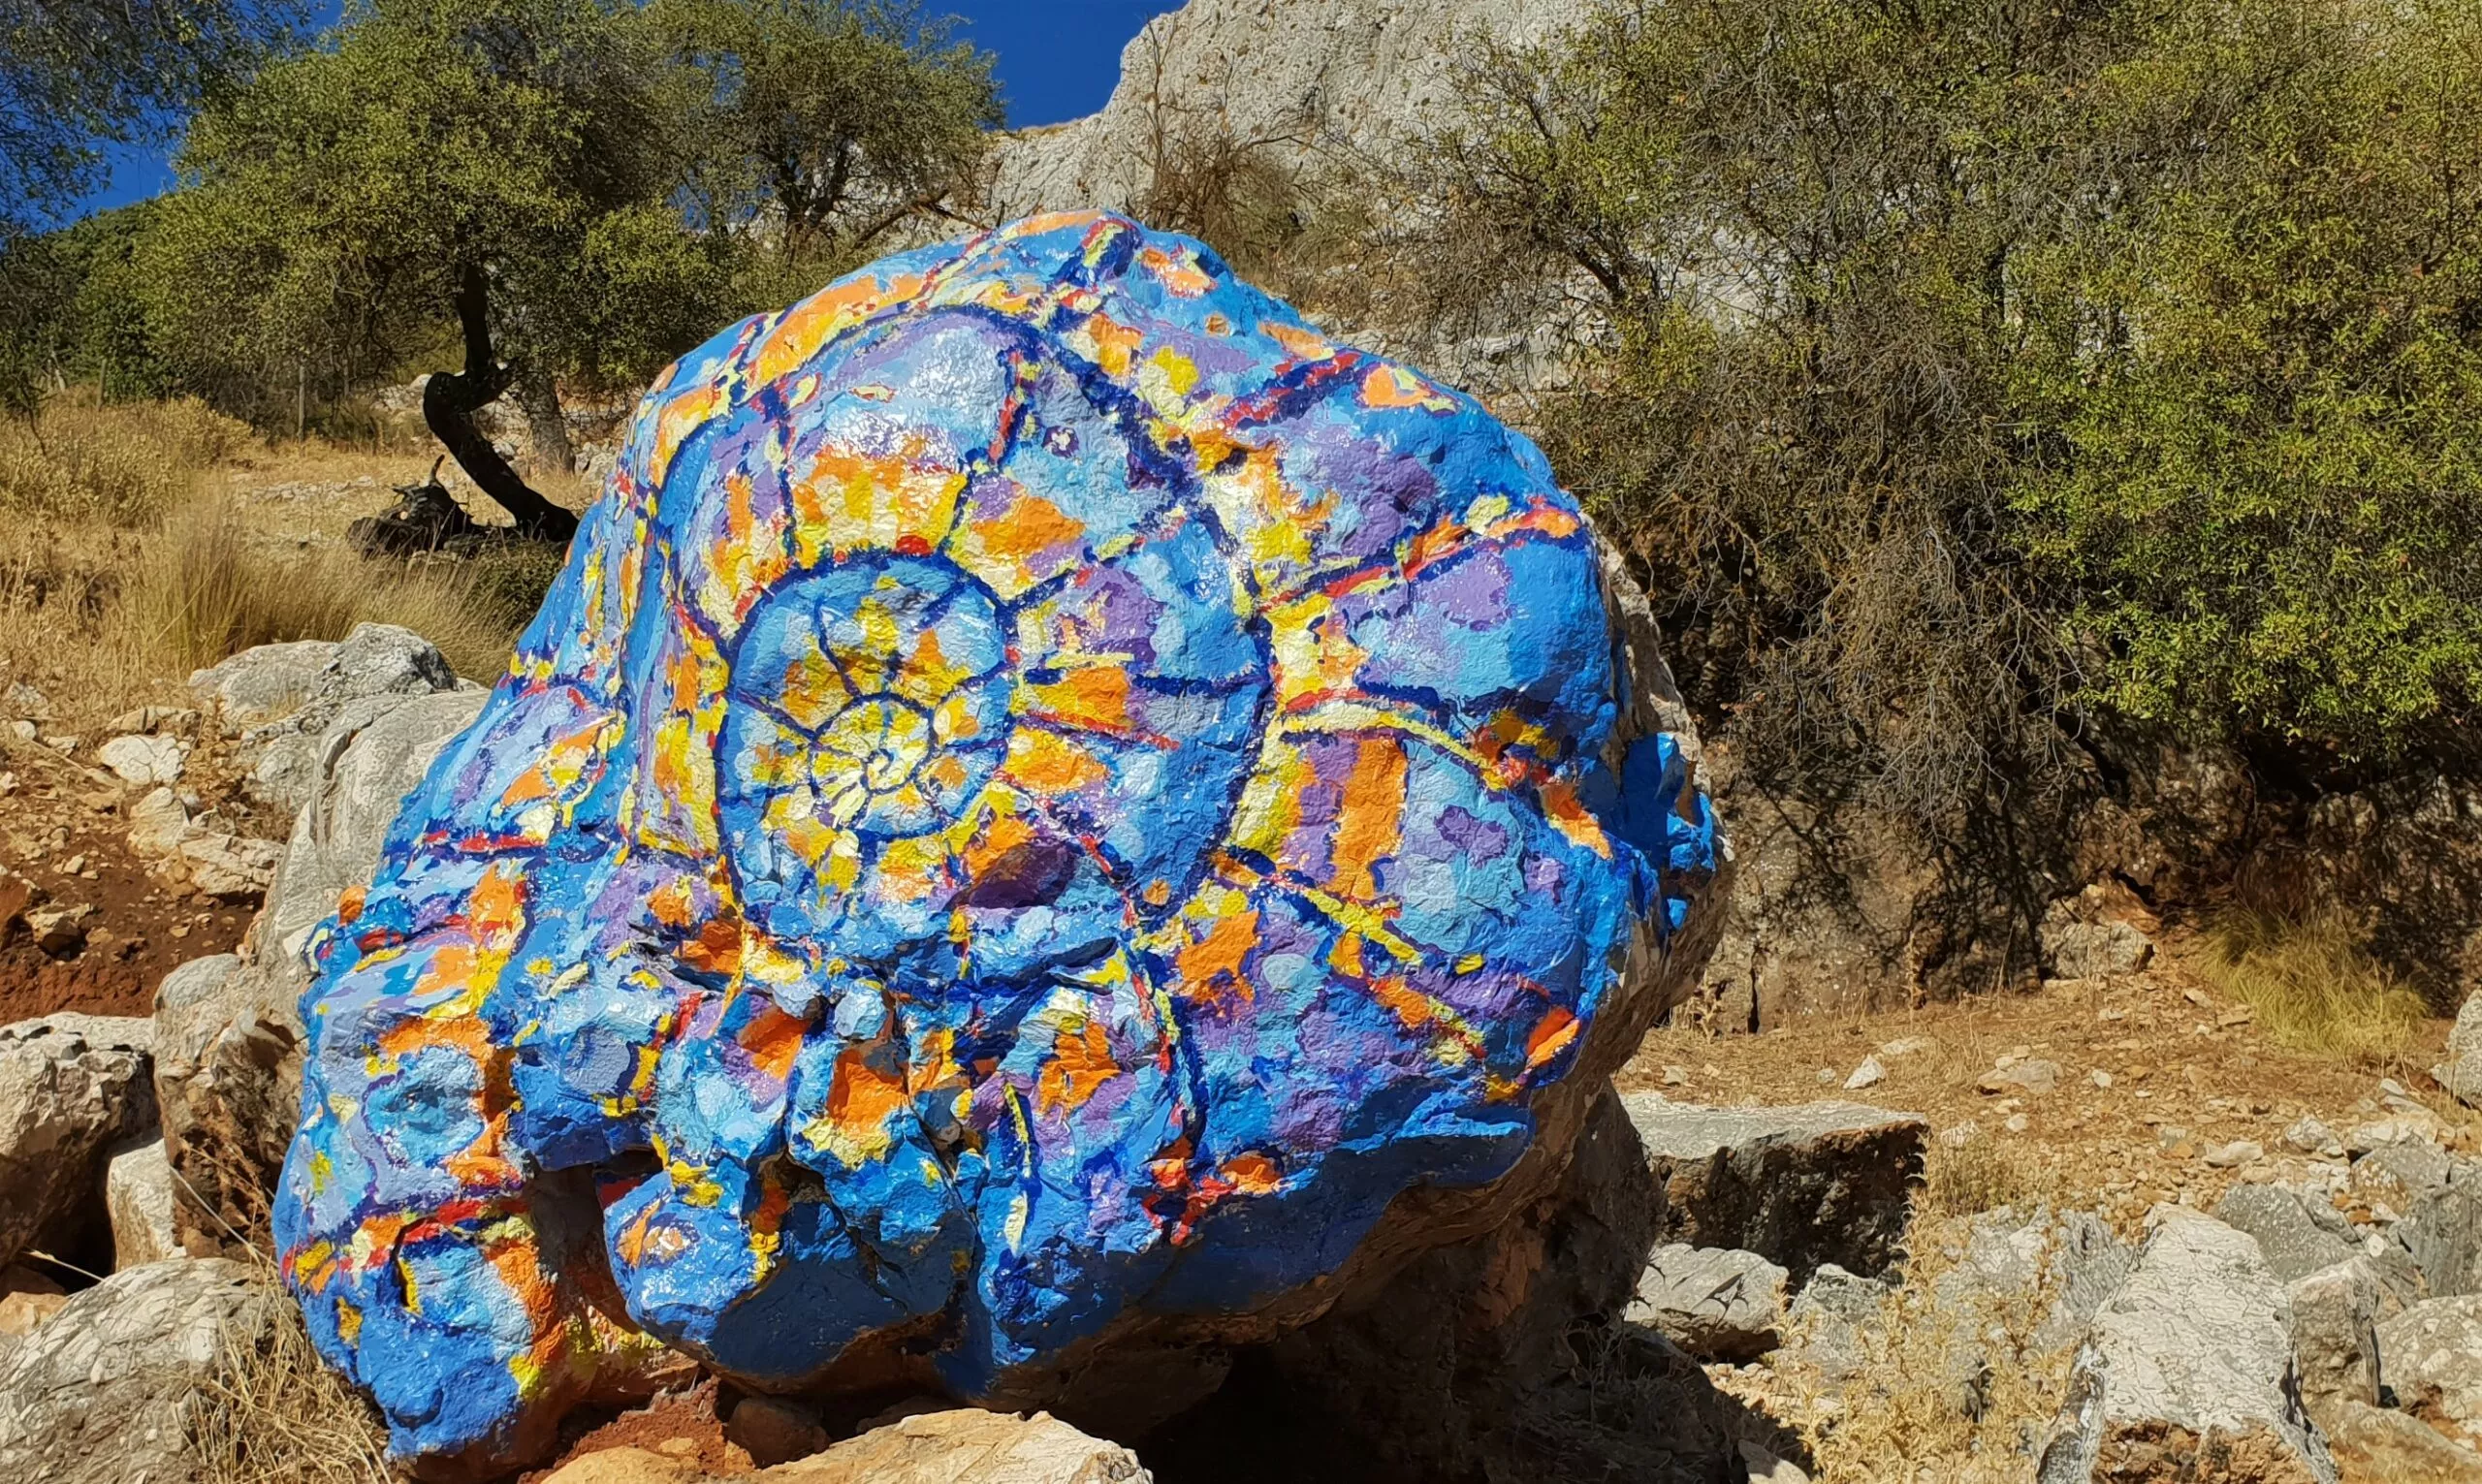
[271,212,1719,1472]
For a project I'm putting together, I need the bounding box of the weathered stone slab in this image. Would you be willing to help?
[107,1135,182,1269]
[2216,1182,2361,1283]
[0,1257,271,1484]
[538,1408,1153,1483]
[0,1014,155,1270]
[2035,1206,2337,1484]
[1619,1092,1926,1280]
[1623,1244,1787,1361]
[2287,1257,2382,1415]
[272,214,1731,1475]
[2378,1294,2482,1454]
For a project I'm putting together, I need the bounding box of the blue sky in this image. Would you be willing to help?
[75,0,1184,217]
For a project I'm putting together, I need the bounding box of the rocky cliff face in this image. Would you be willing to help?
[985,0,1594,217]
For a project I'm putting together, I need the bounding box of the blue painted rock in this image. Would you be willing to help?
[272,212,1725,1475]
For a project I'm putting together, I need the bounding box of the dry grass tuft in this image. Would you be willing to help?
[0,395,252,526]
[1756,1211,2082,1483]
[2199,910,2428,1065]
[190,1260,394,1484]
[125,499,559,682]
[1921,1137,2056,1220]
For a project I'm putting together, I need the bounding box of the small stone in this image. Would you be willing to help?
[1877,1035,1938,1058]
[2090,1069,2114,1089]
[723,1394,828,1467]
[2285,1116,2345,1157]
[41,735,79,754]
[168,924,189,940]
[24,903,89,956]
[0,1264,67,1337]
[1816,1066,1836,1085]
[2004,1113,2031,1134]
[1978,1058,2061,1096]
[1739,1439,1810,1483]
[2203,1140,2265,1169]
[1843,1057,1885,1090]
[96,735,187,788]
[1660,1065,1689,1087]
[8,719,36,743]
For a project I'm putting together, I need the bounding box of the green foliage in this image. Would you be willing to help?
[2011,2,2482,760]
[123,0,997,426]
[0,0,306,236]
[1430,0,2482,800]
[657,0,1000,277]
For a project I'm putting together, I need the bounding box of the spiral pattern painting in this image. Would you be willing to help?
[273,211,1718,1470]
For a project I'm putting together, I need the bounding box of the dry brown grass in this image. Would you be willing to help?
[189,1258,395,1484]
[125,500,558,683]
[1916,1129,2070,1222]
[2199,910,2429,1066]
[1734,1207,2082,1484]
[0,394,251,525]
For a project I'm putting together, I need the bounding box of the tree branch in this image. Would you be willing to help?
[419,261,579,543]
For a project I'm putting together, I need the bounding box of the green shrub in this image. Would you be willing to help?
[1416,0,2482,806]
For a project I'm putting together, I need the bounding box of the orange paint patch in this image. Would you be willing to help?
[1035,1018,1120,1117]
[1021,667,1136,737]
[1219,1152,1282,1195]
[1002,729,1110,796]
[1176,910,1260,1004]
[1328,738,1410,900]
[738,1004,806,1084]
[1525,1006,1579,1070]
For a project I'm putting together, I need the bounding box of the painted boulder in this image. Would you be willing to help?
[273,211,1725,1475]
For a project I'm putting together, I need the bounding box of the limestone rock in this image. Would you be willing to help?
[2354,1140,2457,1216]
[2286,1257,2382,1415]
[0,1263,68,1336]
[270,217,1731,1474]
[986,0,1593,221]
[2392,1178,2482,1297]
[2443,992,2482,1110]
[98,732,188,787]
[540,1409,1152,1484]
[241,623,461,812]
[125,787,286,902]
[1623,1244,1787,1362]
[2040,906,2154,980]
[1620,1092,1927,1280]
[0,1014,156,1269]
[190,639,338,730]
[157,686,483,1253]
[1779,1263,1891,1383]
[25,900,90,956]
[1938,1208,2136,1357]
[107,1135,182,1269]
[2321,1400,2482,1484]
[2215,1183,2361,1283]
[0,1257,272,1484]
[2034,1206,2337,1484]
[760,1408,1150,1483]
[2379,1294,2482,1452]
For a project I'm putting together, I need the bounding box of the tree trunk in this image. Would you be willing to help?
[420,263,580,543]
[515,363,573,477]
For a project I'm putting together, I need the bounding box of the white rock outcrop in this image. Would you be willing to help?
[0,1014,156,1270]
[2036,1206,2337,1484]
[0,1258,271,1484]
[985,0,1593,217]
